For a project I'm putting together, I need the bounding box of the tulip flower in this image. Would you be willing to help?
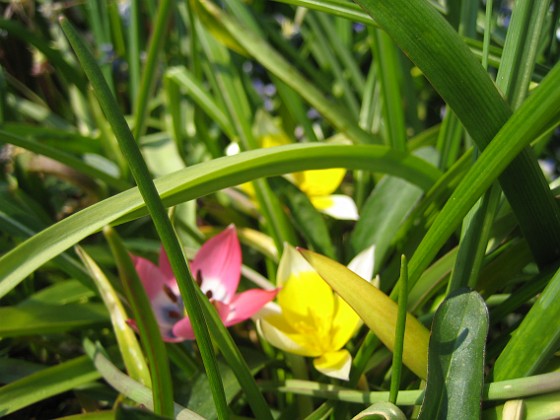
[258,244,374,380]
[131,225,278,342]
[226,111,359,220]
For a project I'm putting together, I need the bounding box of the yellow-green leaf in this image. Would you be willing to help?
[298,248,429,379]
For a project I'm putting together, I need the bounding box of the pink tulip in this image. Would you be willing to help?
[131,225,278,342]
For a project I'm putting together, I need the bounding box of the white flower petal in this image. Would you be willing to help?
[312,195,359,220]
[347,244,375,282]
[313,350,352,381]
[277,243,314,286]
[256,318,309,356]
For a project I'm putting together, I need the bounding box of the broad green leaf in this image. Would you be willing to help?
[0,143,440,300]
[492,264,560,381]
[298,248,429,379]
[418,289,489,419]
[0,303,108,337]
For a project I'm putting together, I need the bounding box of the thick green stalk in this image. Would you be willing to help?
[59,17,229,419]
[354,0,560,267]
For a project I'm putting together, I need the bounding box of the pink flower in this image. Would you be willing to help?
[131,225,278,342]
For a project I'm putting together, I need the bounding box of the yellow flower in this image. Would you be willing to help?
[258,244,374,380]
[258,131,358,220]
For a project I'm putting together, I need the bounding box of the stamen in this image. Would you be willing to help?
[195,270,203,287]
[163,284,178,303]
[167,309,182,319]
[206,290,213,299]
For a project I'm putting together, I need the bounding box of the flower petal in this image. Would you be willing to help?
[347,244,375,282]
[313,349,352,380]
[278,271,335,347]
[225,289,279,325]
[330,295,361,350]
[277,244,314,287]
[190,225,241,302]
[310,195,359,220]
[171,316,195,341]
[293,168,346,197]
[157,247,174,282]
[131,255,167,299]
[257,317,317,357]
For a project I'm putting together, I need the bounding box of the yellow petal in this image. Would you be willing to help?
[330,295,361,351]
[257,317,318,357]
[298,249,429,379]
[310,195,359,220]
[313,350,352,380]
[293,168,346,197]
[278,272,335,338]
[261,132,291,148]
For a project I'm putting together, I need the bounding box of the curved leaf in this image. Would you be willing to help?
[418,289,489,419]
[0,143,440,299]
[298,248,429,379]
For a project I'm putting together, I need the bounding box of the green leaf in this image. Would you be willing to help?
[298,248,429,379]
[76,246,152,388]
[351,147,439,270]
[103,227,173,416]
[492,264,560,381]
[83,340,203,420]
[418,289,489,419]
[196,288,273,420]
[354,0,560,266]
[0,143,440,300]
[0,302,108,337]
[0,352,104,416]
[268,176,336,258]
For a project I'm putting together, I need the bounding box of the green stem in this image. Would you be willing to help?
[59,16,228,419]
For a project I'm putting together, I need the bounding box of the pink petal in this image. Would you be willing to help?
[158,246,175,282]
[225,289,279,326]
[172,301,230,340]
[131,255,167,299]
[171,317,196,340]
[190,225,241,302]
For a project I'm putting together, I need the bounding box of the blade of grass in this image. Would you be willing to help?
[196,288,273,420]
[59,16,227,418]
[371,27,407,151]
[76,245,152,388]
[354,0,560,266]
[132,0,173,141]
[82,340,204,420]
[196,0,381,145]
[389,255,409,404]
[406,60,560,290]
[0,130,130,190]
[103,227,173,416]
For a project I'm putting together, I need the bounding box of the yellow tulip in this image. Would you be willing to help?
[258,244,374,380]
[259,130,358,220]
